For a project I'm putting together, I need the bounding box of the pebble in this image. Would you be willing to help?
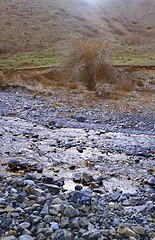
[132,225,145,235]
[82,172,93,183]
[44,184,60,194]
[93,175,103,184]
[64,205,79,218]
[18,222,31,230]
[19,235,34,240]
[24,180,35,186]
[42,174,54,184]
[111,191,121,201]
[55,121,64,128]
[75,115,86,122]
[148,177,155,186]
[73,173,81,183]
[7,159,19,169]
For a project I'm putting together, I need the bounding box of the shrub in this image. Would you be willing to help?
[64,39,133,95]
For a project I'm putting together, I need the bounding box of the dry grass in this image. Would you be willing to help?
[63,40,134,98]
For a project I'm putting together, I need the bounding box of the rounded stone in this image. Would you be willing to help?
[148,177,155,186]
[132,225,145,235]
[18,222,31,230]
[73,173,81,183]
[93,175,103,184]
[24,180,35,186]
[19,160,29,168]
[19,235,34,240]
[75,115,86,123]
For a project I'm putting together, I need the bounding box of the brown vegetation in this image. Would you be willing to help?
[63,40,134,99]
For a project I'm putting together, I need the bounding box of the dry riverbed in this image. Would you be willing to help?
[0,86,155,240]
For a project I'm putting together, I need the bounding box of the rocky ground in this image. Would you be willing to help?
[0,86,155,240]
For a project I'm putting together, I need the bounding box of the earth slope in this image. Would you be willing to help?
[1,0,155,53]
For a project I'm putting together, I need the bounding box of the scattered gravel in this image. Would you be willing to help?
[0,87,155,239]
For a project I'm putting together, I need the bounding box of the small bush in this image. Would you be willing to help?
[64,39,133,96]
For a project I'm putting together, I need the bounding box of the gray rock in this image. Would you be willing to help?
[43,215,52,223]
[132,225,145,235]
[22,229,33,236]
[61,218,69,229]
[33,188,44,197]
[93,175,103,184]
[64,205,79,218]
[19,235,34,240]
[36,163,43,173]
[82,172,93,183]
[25,174,36,180]
[122,199,130,206]
[10,187,17,193]
[18,222,30,230]
[50,222,60,230]
[8,159,19,169]
[40,204,49,217]
[71,190,91,206]
[1,218,12,229]
[19,160,29,168]
[36,196,46,204]
[44,184,60,194]
[111,192,121,201]
[148,177,155,186]
[0,198,6,205]
[44,228,53,236]
[17,192,27,203]
[79,217,89,228]
[29,215,42,224]
[53,229,65,240]
[75,115,86,123]
[64,232,73,240]
[70,218,80,230]
[73,173,81,183]
[55,121,64,128]
[42,175,54,184]
[112,218,120,227]
[76,146,83,153]
[11,212,20,218]
[82,229,101,240]
[24,180,35,186]
[36,233,46,240]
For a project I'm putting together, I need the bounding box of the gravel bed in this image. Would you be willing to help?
[0,87,155,240]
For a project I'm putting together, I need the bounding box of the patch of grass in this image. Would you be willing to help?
[113,46,155,65]
[0,50,62,70]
